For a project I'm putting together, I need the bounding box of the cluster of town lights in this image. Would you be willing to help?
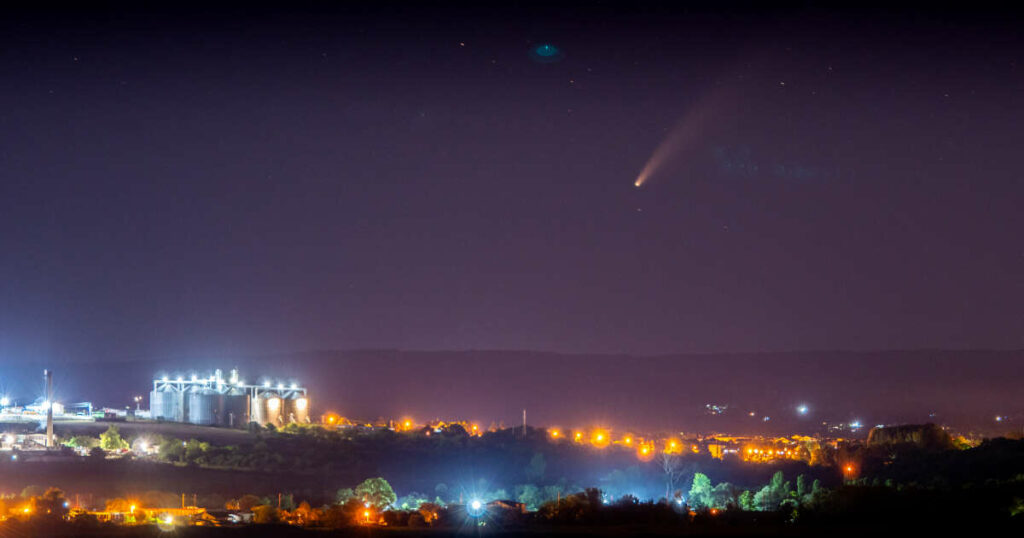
[363,418,486,436]
[547,427,683,460]
[535,426,817,464]
[312,413,880,467]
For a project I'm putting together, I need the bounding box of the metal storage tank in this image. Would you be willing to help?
[188,390,220,426]
[254,392,282,426]
[284,396,310,424]
[222,390,248,427]
[181,384,196,423]
[249,393,265,426]
[281,398,294,424]
[150,390,181,422]
[149,390,165,420]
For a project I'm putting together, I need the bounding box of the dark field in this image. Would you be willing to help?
[9,420,252,445]
[0,459,348,503]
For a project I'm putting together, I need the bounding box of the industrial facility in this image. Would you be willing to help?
[150,369,309,427]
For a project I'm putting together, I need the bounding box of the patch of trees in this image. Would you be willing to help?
[60,425,128,452]
[684,470,826,513]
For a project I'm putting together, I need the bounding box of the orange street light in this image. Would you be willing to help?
[637,442,655,461]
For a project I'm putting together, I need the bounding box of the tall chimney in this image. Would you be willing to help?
[44,369,54,448]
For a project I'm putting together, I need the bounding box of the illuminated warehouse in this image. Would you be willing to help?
[149,369,309,427]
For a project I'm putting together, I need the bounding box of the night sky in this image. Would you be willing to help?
[0,4,1022,423]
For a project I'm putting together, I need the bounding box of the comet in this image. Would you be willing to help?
[633,81,741,188]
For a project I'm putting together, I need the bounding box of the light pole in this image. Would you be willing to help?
[133,396,142,411]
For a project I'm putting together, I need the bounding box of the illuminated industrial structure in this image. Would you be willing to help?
[149,369,309,427]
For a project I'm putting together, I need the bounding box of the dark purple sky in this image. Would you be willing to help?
[1,4,1023,365]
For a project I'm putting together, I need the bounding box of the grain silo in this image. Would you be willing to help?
[148,369,309,428]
